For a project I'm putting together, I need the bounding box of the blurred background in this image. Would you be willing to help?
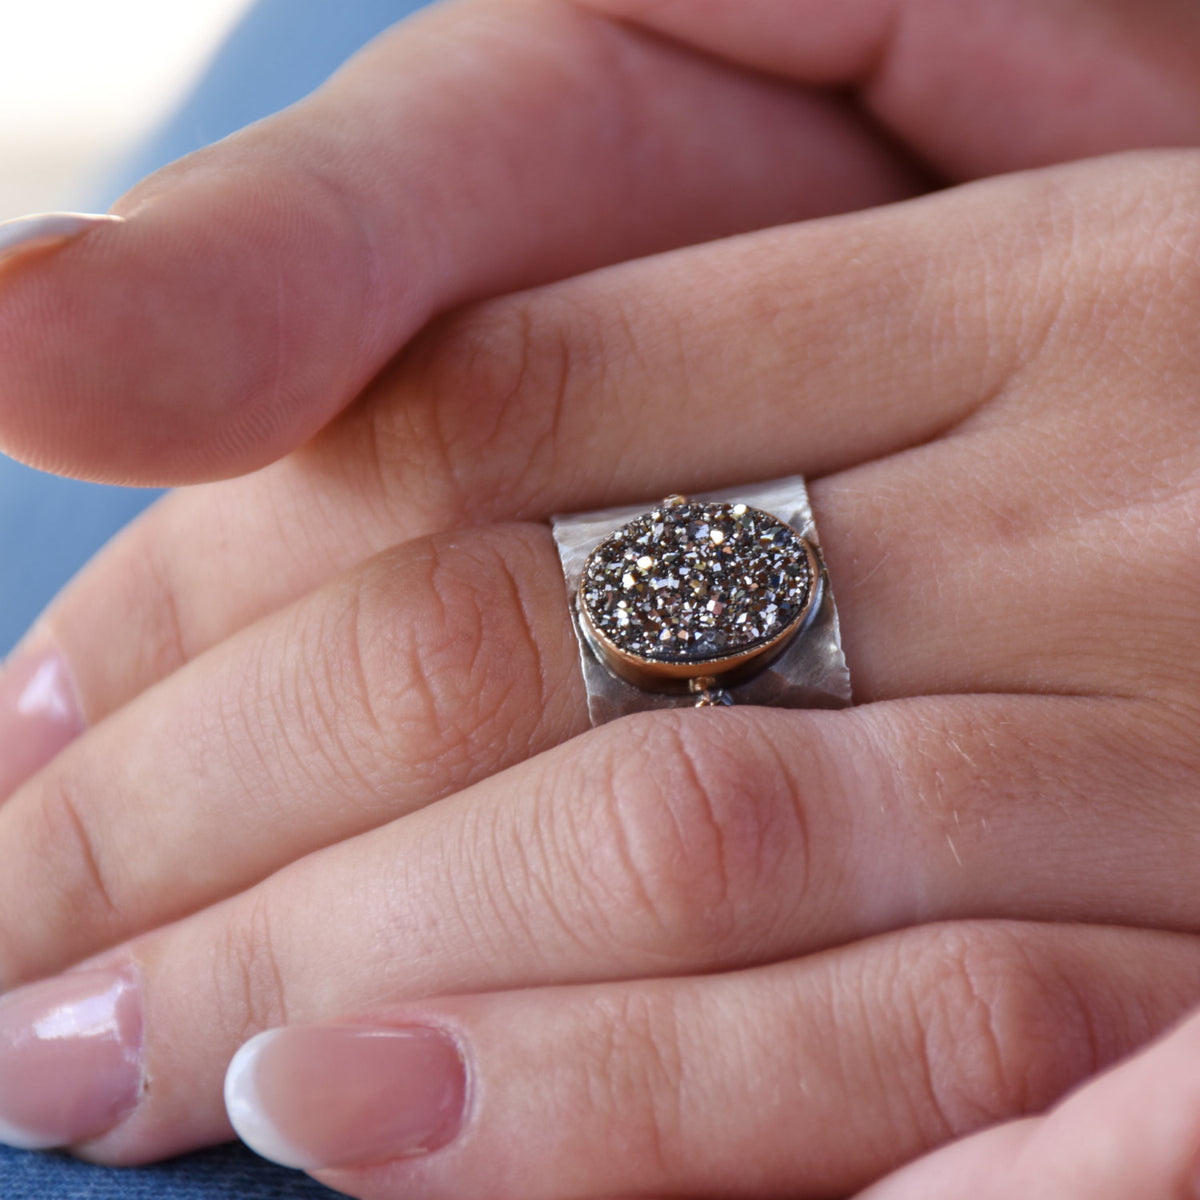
[0,0,251,651]
[0,0,251,220]
[0,0,415,651]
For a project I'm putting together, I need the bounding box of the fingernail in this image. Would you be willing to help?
[0,212,123,271]
[0,966,144,1149]
[0,648,85,800]
[225,1025,468,1170]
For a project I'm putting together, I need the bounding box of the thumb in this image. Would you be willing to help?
[0,0,921,484]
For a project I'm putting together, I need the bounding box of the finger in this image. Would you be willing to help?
[585,0,1200,174]
[858,1007,1200,1200]
[0,523,586,982]
[44,923,1200,1179]
[5,563,1199,1049]
[9,0,1200,485]
[265,931,1200,1199]
[0,0,923,484]
[4,427,1195,988]
[23,149,1200,731]
[1,152,1079,729]
[0,647,83,802]
[4,170,1198,977]
[9,151,1009,780]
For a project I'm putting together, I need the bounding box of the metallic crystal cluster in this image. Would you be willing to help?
[580,500,812,662]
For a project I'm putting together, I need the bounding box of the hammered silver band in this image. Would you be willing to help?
[551,475,852,727]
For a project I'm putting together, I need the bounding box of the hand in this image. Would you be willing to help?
[1,2,1200,1197]
[5,0,1198,760]
[857,1005,1200,1200]
[2,146,1199,1194]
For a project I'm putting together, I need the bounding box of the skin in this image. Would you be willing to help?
[3,0,1200,1194]
[859,1006,1200,1199]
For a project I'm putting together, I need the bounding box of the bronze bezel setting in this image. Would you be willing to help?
[577,496,820,696]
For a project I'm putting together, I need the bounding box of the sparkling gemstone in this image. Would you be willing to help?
[580,501,813,664]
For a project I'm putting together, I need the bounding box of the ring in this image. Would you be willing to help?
[551,475,852,726]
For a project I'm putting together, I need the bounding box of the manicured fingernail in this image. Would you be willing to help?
[0,966,144,1149]
[0,212,123,270]
[0,648,85,800]
[225,1025,468,1170]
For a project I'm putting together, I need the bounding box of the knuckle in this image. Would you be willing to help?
[22,775,118,941]
[212,892,291,1049]
[375,293,589,524]
[207,606,362,824]
[276,574,401,800]
[0,774,119,982]
[405,532,555,771]
[575,712,805,964]
[900,925,1102,1139]
[577,989,684,1174]
[302,529,555,801]
[40,776,117,909]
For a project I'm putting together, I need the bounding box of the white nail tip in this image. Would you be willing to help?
[0,212,123,264]
[0,1112,61,1152]
[225,1031,314,1172]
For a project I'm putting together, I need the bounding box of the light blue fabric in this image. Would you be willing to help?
[1,0,431,655]
[3,1,432,1195]
[0,1142,341,1198]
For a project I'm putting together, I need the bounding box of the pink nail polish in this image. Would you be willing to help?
[0,212,123,271]
[0,648,85,800]
[225,1025,467,1170]
[0,966,143,1149]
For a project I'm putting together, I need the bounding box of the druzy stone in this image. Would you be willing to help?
[580,500,813,664]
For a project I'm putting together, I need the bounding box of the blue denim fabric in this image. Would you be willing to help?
[1,0,431,655]
[4,1,431,1195]
[0,1142,340,1198]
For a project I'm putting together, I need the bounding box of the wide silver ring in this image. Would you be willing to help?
[551,475,853,726]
